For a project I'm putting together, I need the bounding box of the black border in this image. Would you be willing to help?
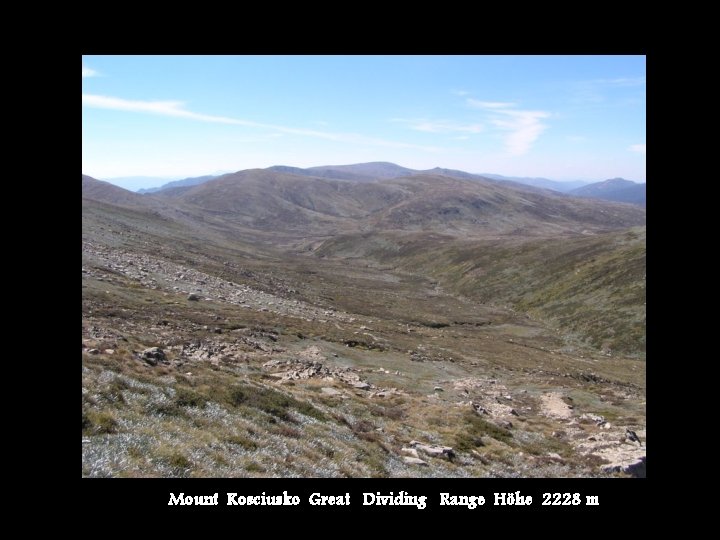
[80,26,650,518]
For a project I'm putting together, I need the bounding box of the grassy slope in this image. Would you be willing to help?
[316,227,646,357]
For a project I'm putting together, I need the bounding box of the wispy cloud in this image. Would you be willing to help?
[82,93,442,152]
[571,76,645,104]
[466,99,517,110]
[466,99,550,156]
[82,94,243,124]
[392,118,483,134]
[629,143,646,154]
[82,64,99,78]
[451,90,471,97]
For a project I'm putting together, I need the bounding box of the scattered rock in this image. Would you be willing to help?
[352,382,371,390]
[104,349,115,355]
[87,349,99,355]
[433,386,444,392]
[321,387,342,396]
[187,293,200,301]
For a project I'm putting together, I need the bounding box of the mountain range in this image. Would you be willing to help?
[128,162,646,207]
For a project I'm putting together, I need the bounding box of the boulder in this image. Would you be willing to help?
[141,347,166,365]
[402,456,429,466]
[410,441,455,461]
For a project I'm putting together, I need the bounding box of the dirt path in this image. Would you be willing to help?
[540,392,573,419]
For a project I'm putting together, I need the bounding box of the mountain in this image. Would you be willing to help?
[570,178,646,206]
[307,161,416,180]
[82,174,151,207]
[137,174,219,194]
[481,174,590,192]
[162,168,645,236]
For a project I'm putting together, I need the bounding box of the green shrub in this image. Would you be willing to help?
[225,384,325,421]
[83,410,118,434]
[175,387,207,408]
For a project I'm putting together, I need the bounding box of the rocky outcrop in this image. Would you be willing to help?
[140,347,167,365]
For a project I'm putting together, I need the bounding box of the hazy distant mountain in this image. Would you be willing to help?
[481,174,590,192]
[137,175,219,194]
[569,178,646,206]
[101,176,178,192]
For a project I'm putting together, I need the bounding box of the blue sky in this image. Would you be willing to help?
[82,55,645,190]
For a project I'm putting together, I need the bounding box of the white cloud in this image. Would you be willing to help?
[82,64,98,78]
[393,118,483,134]
[82,94,242,124]
[629,143,646,154]
[82,93,443,152]
[465,99,549,156]
[452,90,471,96]
[466,99,517,110]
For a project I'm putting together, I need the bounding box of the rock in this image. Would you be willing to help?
[433,386,443,392]
[141,347,166,365]
[82,439,91,444]
[321,387,342,396]
[402,456,429,467]
[499,420,513,429]
[87,349,99,355]
[411,442,455,461]
[104,349,115,355]
[352,382,371,390]
[187,293,200,301]
[625,429,642,445]
[546,453,562,460]
[401,447,420,458]
[510,409,520,416]
[602,456,646,478]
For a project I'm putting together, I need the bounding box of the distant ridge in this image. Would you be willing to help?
[481,174,590,193]
[137,175,219,194]
[569,178,646,206]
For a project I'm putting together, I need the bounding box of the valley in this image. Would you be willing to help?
[82,165,646,478]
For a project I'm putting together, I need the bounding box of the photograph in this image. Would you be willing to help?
[82,55,646,480]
